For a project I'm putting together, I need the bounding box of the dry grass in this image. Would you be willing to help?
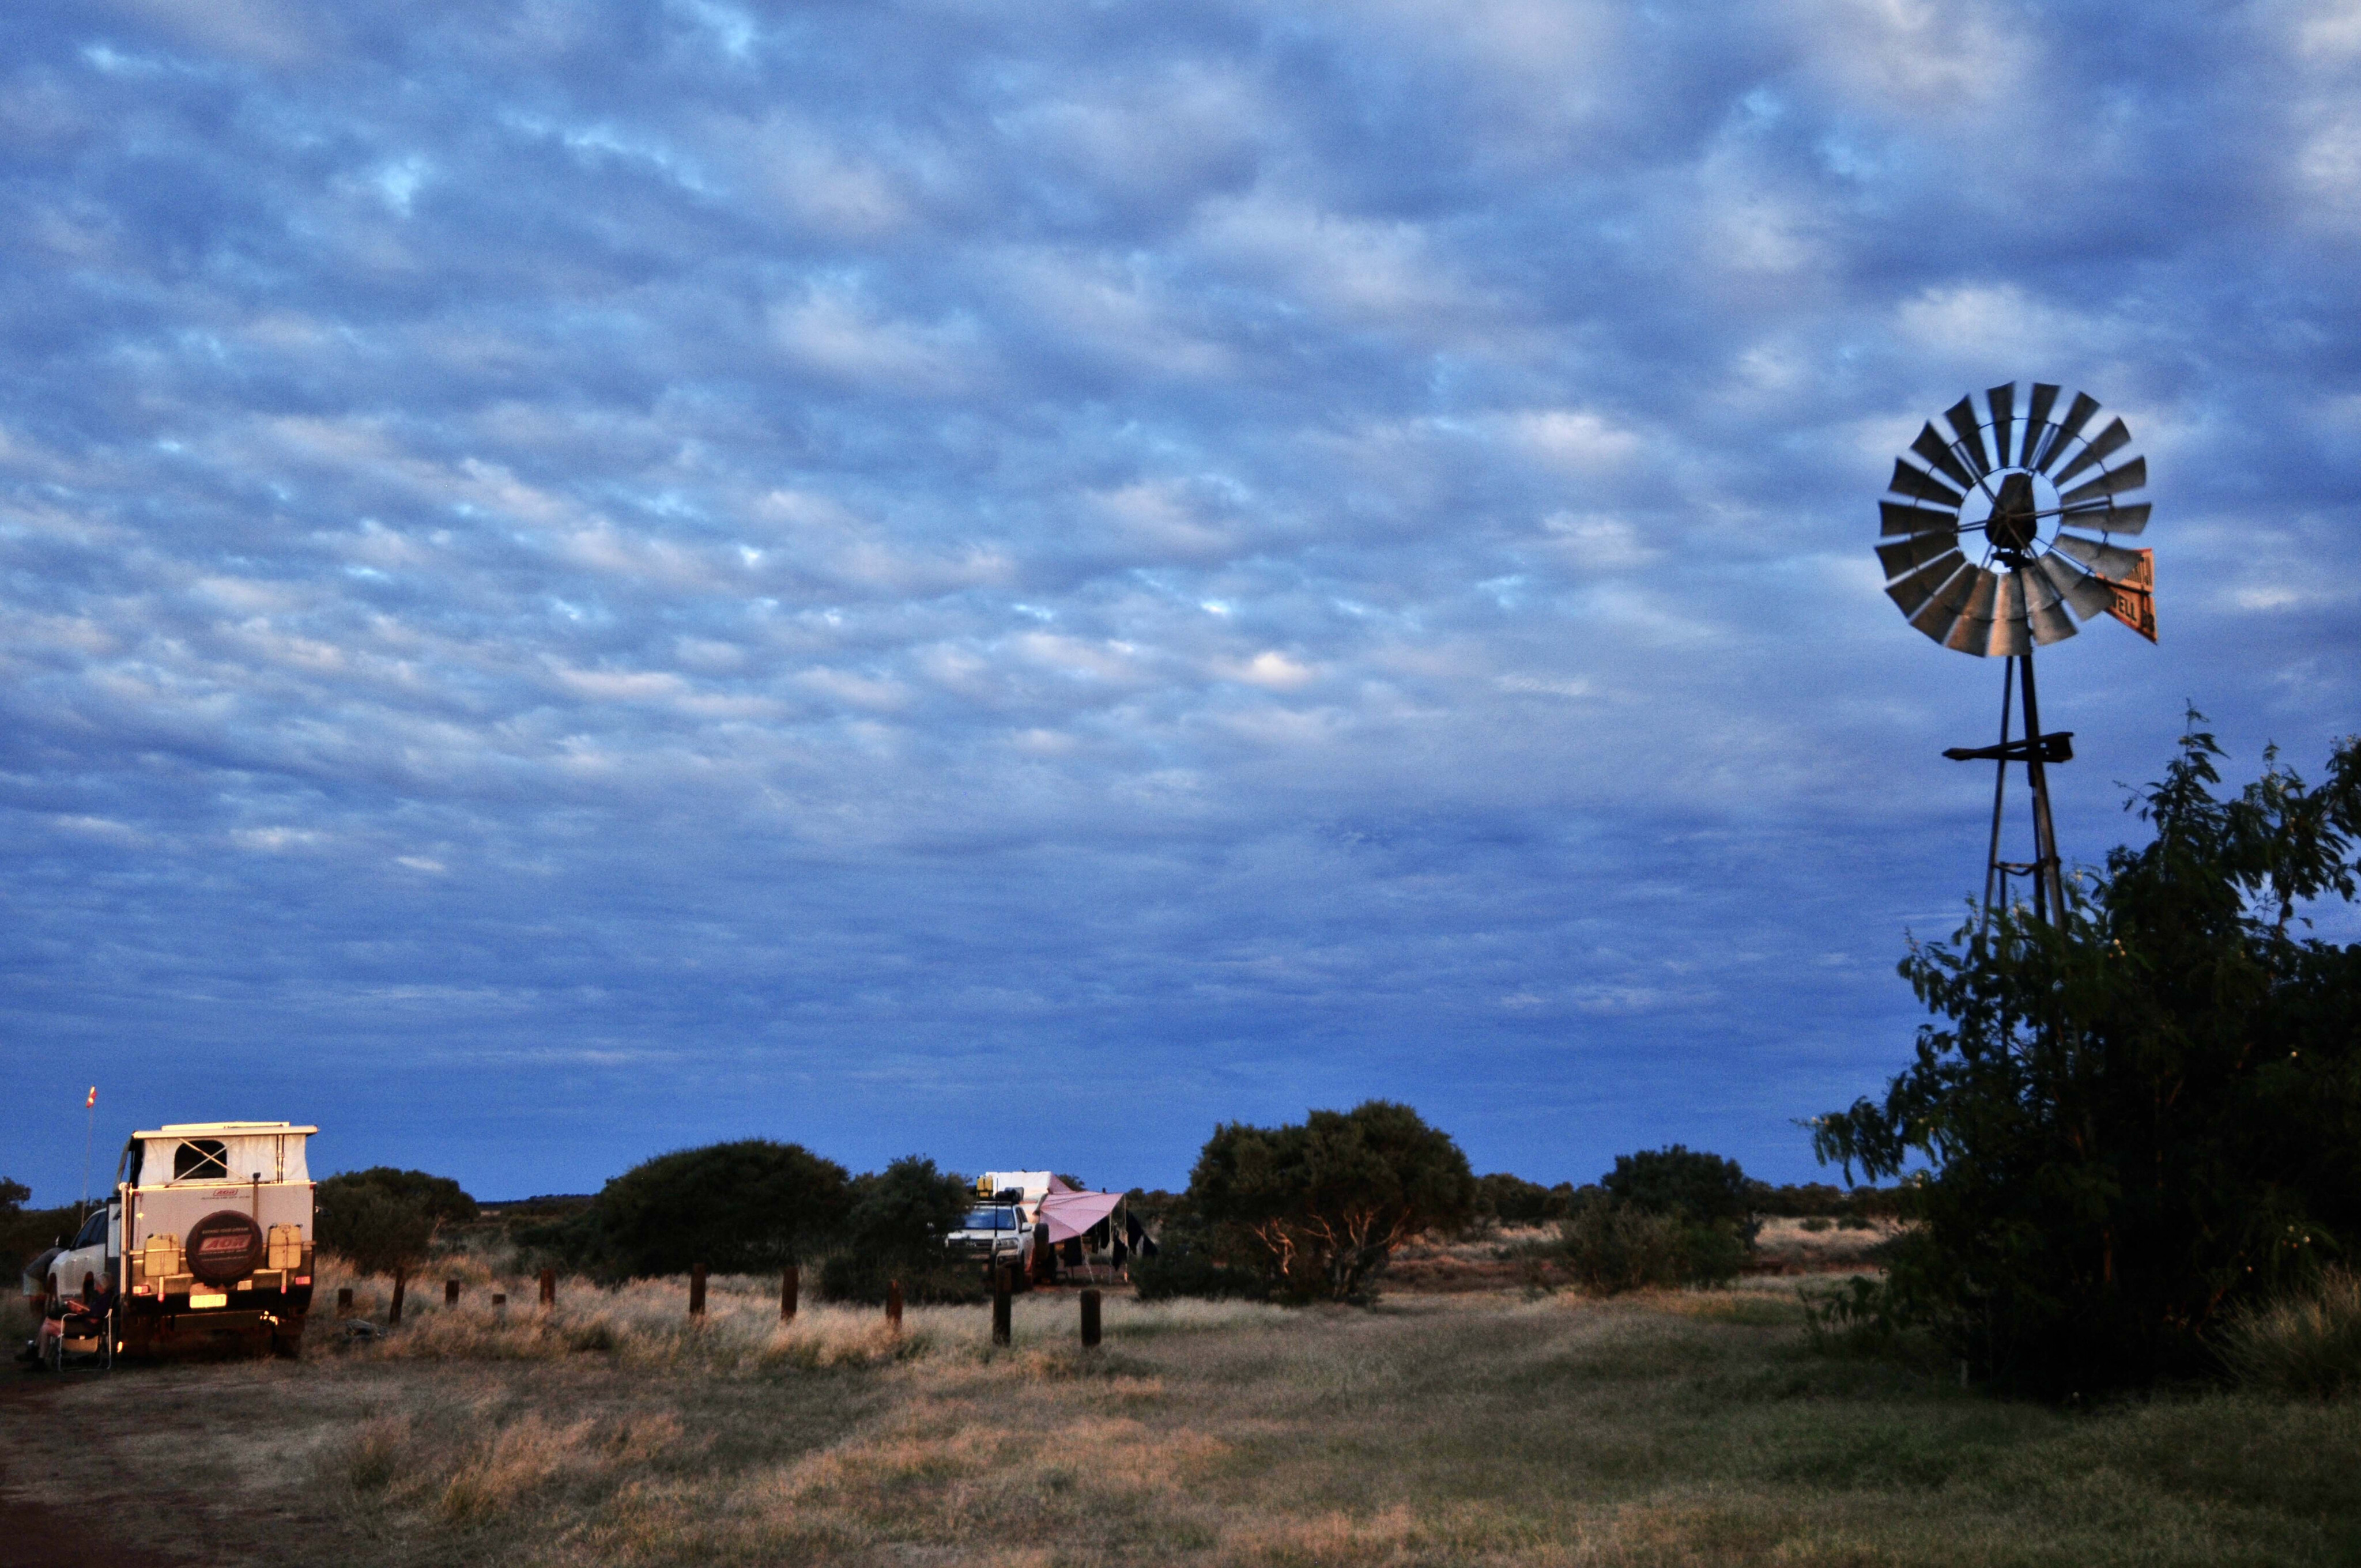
[2221,1268,2361,1399]
[13,1271,2361,1567]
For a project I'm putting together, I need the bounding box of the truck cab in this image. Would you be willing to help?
[40,1121,319,1360]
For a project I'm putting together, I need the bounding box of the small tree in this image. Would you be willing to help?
[591,1140,850,1278]
[1602,1146,1756,1234]
[844,1155,970,1267]
[316,1169,467,1279]
[1813,724,2361,1395]
[818,1155,975,1305]
[1188,1100,1477,1302]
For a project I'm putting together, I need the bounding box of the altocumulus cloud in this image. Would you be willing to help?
[2,0,2356,1196]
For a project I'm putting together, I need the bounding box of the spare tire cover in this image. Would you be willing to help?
[186,1211,265,1284]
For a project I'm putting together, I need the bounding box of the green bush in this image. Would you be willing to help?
[317,1168,475,1278]
[584,1140,849,1278]
[815,1252,988,1306]
[1476,1172,1576,1225]
[842,1155,968,1271]
[1129,1212,1272,1302]
[1187,1101,1477,1303]
[1554,1197,1745,1293]
[2220,1269,2361,1399]
[1814,724,2361,1396]
[1602,1144,1761,1247]
[0,1178,81,1284]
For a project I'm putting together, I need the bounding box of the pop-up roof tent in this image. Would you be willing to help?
[127,1122,315,1187]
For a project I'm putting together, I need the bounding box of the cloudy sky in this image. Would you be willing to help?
[5,0,2357,1202]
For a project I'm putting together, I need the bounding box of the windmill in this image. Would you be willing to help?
[1876,383,2156,929]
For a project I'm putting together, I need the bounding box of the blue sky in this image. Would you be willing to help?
[5,0,2356,1203]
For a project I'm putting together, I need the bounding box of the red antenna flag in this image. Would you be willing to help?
[85,1085,97,1108]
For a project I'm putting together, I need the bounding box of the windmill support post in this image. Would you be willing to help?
[1946,641,2070,932]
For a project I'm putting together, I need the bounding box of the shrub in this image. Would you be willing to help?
[2220,1268,2361,1399]
[316,1168,474,1279]
[1476,1173,1575,1225]
[0,1178,81,1285]
[1129,1208,1271,1302]
[842,1156,968,1271]
[585,1140,850,1278]
[1813,724,2361,1395]
[815,1253,987,1306]
[1554,1197,1745,1294]
[1603,1145,1759,1242]
[1188,1101,1477,1303]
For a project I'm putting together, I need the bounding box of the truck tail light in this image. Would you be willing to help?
[293,1275,311,1286]
[133,1283,154,1297]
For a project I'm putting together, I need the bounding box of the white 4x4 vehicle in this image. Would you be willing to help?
[944,1170,1050,1279]
[32,1121,316,1364]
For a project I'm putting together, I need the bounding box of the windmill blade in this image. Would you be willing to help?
[1941,568,2003,654]
[1881,500,1958,537]
[1944,397,1992,476]
[2036,550,2115,619]
[2060,500,2149,535]
[1888,458,1964,509]
[2023,566,2079,644]
[1877,528,1959,581]
[2032,391,2102,473]
[1887,549,1968,618]
[1909,424,1978,492]
[2051,417,2133,485]
[2058,456,2145,509]
[2051,531,2147,580]
[1906,558,1978,642]
[2021,383,2061,465]
[1987,383,2015,477]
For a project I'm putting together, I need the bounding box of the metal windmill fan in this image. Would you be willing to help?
[1875,382,2156,927]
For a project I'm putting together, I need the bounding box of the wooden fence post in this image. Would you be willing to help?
[993,1265,1013,1346]
[492,1293,506,1309]
[389,1268,406,1325]
[1080,1287,1102,1349]
[689,1263,707,1318]
[445,1279,460,1308]
[539,1268,556,1308]
[782,1265,799,1322]
[887,1279,903,1335]
[336,1287,353,1317]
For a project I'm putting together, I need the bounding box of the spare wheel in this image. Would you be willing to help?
[186,1211,266,1285]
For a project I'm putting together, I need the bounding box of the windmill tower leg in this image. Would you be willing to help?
[2016,648,2066,923]
[1979,658,2016,941]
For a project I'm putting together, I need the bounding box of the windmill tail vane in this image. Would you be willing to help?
[1873,381,2157,931]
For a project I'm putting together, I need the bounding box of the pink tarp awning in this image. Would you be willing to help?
[1038,1189,1122,1243]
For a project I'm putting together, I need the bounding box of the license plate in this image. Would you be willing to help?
[190,1291,228,1309]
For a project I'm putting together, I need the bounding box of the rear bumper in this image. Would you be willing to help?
[119,1293,310,1352]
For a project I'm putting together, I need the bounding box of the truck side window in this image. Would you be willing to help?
[175,1139,229,1181]
[73,1208,108,1249]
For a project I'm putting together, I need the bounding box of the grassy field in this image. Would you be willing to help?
[7,1264,2360,1567]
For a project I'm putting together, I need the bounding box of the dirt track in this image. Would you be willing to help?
[1,1373,198,1567]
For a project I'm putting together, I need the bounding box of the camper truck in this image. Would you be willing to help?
[27,1121,316,1365]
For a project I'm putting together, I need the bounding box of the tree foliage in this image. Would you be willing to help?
[589,1140,850,1278]
[1187,1100,1476,1302]
[816,1155,977,1305]
[1603,1145,1757,1237]
[316,1167,476,1278]
[1813,723,2361,1395]
[1476,1172,1578,1225]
